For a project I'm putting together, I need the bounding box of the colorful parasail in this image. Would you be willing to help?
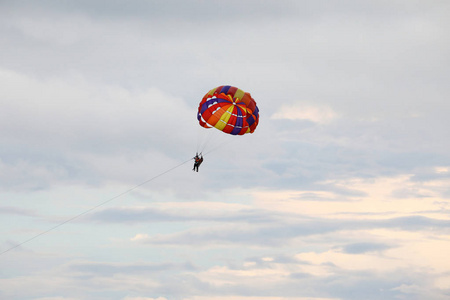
[197,85,259,135]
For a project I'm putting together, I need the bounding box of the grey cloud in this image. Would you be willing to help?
[0,0,298,22]
[390,187,433,199]
[3,200,449,264]
[321,270,414,300]
[0,69,196,191]
[139,215,450,247]
[340,242,394,254]
[383,215,450,231]
[85,206,288,224]
[411,168,450,184]
[4,248,445,300]
[2,0,444,23]
[289,272,313,279]
[68,261,196,276]
[172,264,436,300]
[0,206,37,217]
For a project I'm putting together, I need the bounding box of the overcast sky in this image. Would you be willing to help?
[1,1,450,299]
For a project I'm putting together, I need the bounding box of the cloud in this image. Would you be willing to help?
[0,0,299,23]
[86,203,279,224]
[0,68,195,190]
[129,214,450,248]
[271,104,338,124]
[340,242,394,254]
[186,248,447,300]
[435,167,450,174]
[0,206,37,217]
[1,1,450,300]
[131,233,149,242]
[67,261,196,275]
[253,174,450,219]
[0,69,192,151]
[185,297,336,300]
[123,297,167,300]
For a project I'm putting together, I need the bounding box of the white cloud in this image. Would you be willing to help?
[185,297,337,300]
[434,276,450,290]
[123,297,167,300]
[252,174,450,220]
[296,249,400,273]
[271,104,338,124]
[0,68,195,189]
[194,265,290,286]
[7,13,98,46]
[130,233,150,241]
[35,297,78,300]
[0,68,192,148]
[435,167,450,174]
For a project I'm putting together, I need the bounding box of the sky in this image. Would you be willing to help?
[1,0,450,299]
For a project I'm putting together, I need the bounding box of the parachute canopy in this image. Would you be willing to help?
[197,85,259,135]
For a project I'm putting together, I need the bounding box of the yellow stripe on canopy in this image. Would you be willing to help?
[214,105,234,131]
[234,89,245,101]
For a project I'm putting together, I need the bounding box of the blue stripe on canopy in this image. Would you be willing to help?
[220,85,231,95]
[230,105,245,135]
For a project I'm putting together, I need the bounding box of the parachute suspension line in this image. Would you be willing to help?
[201,129,215,153]
[198,127,217,154]
[0,157,194,257]
[196,123,203,154]
[202,136,239,157]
